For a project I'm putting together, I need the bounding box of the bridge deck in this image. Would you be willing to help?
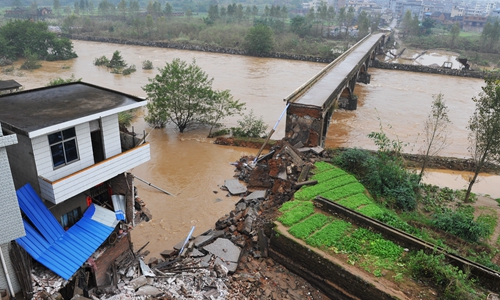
[291,33,384,108]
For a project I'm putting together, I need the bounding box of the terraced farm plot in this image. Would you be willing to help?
[277,201,315,226]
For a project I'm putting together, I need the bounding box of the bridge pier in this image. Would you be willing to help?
[285,106,323,147]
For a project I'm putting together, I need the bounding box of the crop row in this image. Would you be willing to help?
[288,213,331,239]
[306,219,352,247]
[336,193,372,210]
[320,182,366,202]
[311,161,335,174]
[310,168,347,183]
[295,175,358,201]
[277,201,315,227]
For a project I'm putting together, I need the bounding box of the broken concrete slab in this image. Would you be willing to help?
[135,285,163,296]
[310,146,324,155]
[129,276,148,290]
[189,248,204,258]
[139,259,155,277]
[243,190,267,201]
[160,249,175,259]
[224,179,247,195]
[203,238,241,266]
[193,235,215,248]
[214,257,238,273]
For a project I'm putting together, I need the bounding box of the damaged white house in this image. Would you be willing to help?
[0,82,150,289]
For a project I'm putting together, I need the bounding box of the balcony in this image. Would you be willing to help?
[38,142,150,204]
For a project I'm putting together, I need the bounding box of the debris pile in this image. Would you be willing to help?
[29,140,330,300]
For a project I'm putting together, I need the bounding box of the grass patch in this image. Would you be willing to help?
[288,213,331,239]
[277,201,315,227]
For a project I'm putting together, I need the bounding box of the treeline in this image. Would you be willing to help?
[0,19,77,62]
[58,2,381,58]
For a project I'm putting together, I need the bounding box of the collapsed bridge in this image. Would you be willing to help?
[284,33,388,147]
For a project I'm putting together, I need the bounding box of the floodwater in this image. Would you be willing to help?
[5,40,499,258]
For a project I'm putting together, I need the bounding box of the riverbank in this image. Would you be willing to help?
[64,34,334,64]
[215,137,500,174]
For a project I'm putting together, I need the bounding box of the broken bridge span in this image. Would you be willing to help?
[284,33,388,147]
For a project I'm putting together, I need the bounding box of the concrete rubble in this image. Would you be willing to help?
[28,140,331,300]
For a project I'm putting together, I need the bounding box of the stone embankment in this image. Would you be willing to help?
[65,34,334,63]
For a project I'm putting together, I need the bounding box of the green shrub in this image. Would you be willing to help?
[433,207,491,242]
[332,148,373,175]
[306,220,352,247]
[232,110,268,138]
[277,201,314,227]
[288,213,331,239]
[94,55,109,66]
[407,250,482,300]
[122,64,136,75]
[142,60,153,69]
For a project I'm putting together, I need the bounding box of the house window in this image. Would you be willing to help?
[48,127,79,168]
[61,207,81,230]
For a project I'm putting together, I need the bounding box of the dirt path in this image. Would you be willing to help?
[472,195,500,245]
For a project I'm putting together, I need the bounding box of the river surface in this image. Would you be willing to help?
[5,40,500,257]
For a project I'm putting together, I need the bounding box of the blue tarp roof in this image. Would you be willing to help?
[16,184,118,280]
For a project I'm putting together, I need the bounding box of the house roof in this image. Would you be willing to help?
[0,82,146,138]
[16,183,118,280]
[0,79,22,91]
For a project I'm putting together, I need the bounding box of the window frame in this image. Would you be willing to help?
[60,207,82,230]
[47,127,80,169]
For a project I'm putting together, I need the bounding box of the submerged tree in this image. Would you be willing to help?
[418,93,451,182]
[465,78,500,202]
[143,58,243,133]
[203,89,245,137]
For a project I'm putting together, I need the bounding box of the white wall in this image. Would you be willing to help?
[101,115,121,159]
[33,123,94,182]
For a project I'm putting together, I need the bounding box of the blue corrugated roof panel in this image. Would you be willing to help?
[16,184,65,244]
[16,184,118,280]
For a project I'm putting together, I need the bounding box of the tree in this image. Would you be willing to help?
[0,20,76,61]
[107,50,127,68]
[53,0,61,11]
[450,22,460,48]
[244,23,274,55]
[465,78,500,202]
[401,10,413,38]
[143,59,238,133]
[117,0,126,16]
[357,11,370,38]
[164,3,172,19]
[204,89,245,137]
[418,93,451,182]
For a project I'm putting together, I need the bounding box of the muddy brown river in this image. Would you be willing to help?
[6,40,500,257]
